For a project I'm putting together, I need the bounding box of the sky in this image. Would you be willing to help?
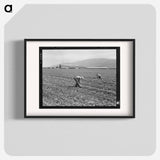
[42,49,116,67]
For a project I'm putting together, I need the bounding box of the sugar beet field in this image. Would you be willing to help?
[42,68,116,107]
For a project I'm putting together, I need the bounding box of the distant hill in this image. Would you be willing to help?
[62,58,116,68]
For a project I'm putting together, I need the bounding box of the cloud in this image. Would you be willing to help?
[43,49,116,67]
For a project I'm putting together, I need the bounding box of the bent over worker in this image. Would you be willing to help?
[96,73,105,83]
[96,73,102,79]
[73,76,84,88]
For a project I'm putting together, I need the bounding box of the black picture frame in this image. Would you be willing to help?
[24,39,135,118]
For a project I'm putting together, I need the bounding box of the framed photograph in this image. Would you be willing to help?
[25,39,135,118]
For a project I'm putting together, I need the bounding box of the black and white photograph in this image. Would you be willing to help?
[39,47,120,108]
